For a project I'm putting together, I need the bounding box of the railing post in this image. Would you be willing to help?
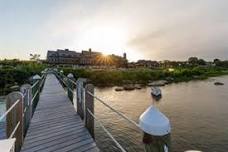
[57,72,65,86]
[20,84,32,136]
[76,78,87,119]
[6,92,24,152]
[39,74,45,91]
[31,74,42,113]
[85,84,95,139]
[67,73,75,103]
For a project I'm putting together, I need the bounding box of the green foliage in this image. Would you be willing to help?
[188,57,206,66]
[59,66,228,86]
[215,60,228,68]
[0,60,47,95]
[1,58,228,95]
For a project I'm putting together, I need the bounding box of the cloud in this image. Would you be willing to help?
[124,0,228,60]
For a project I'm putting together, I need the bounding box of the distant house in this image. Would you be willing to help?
[79,48,102,65]
[128,60,159,68]
[46,48,127,67]
[136,60,159,68]
[47,49,80,64]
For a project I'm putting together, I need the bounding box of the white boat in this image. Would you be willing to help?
[151,87,162,97]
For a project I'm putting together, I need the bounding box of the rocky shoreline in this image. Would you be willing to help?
[114,80,170,91]
[114,78,225,91]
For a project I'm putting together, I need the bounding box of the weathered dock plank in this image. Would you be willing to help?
[20,74,99,152]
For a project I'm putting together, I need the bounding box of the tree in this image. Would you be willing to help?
[213,58,221,65]
[30,54,40,61]
[198,59,206,65]
[188,57,198,65]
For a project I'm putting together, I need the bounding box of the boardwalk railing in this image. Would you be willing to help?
[0,69,171,152]
[0,73,46,152]
[55,71,141,152]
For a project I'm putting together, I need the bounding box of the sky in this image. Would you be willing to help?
[0,0,228,61]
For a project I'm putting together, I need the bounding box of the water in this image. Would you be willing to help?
[0,97,6,139]
[94,76,228,152]
[0,97,5,120]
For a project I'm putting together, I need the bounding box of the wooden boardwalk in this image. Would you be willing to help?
[20,74,99,152]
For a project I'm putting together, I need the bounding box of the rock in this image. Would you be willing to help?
[115,87,124,91]
[163,80,169,85]
[193,75,201,79]
[148,80,168,87]
[123,85,135,91]
[122,80,133,84]
[165,77,174,82]
[135,84,142,89]
[214,82,224,85]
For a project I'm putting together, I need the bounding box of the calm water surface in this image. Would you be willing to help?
[0,97,6,139]
[0,97,5,120]
[94,76,228,152]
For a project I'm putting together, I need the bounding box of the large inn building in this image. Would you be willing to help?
[47,48,127,67]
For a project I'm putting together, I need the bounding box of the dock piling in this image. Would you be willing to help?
[6,92,24,152]
[76,78,87,119]
[20,84,32,136]
[85,84,95,139]
[67,73,75,103]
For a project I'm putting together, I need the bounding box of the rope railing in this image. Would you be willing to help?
[56,71,140,127]
[31,89,39,104]
[9,121,20,139]
[68,87,74,94]
[56,73,67,86]
[67,77,77,85]
[87,108,127,152]
[86,91,140,129]
[39,76,45,88]
[61,73,77,85]
[58,73,140,129]
[0,99,20,122]
[31,80,39,89]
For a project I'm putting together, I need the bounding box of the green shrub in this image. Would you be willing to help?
[60,66,228,86]
[0,60,46,95]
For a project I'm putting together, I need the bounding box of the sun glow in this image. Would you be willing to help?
[78,26,127,55]
[72,25,145,61]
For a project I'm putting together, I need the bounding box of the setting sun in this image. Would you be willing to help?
[77,26,127,55]
[75,25,144,61]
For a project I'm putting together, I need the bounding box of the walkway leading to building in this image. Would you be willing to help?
[20,74,99,152]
